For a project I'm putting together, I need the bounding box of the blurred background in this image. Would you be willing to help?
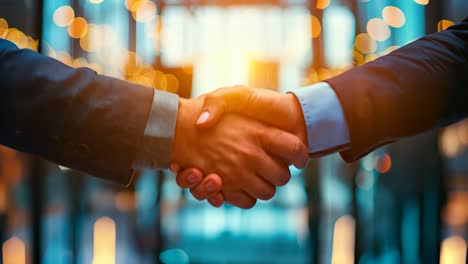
[0,0,467,263]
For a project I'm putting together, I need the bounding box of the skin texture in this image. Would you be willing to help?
[171,95,308,209]
[173,86,309,208]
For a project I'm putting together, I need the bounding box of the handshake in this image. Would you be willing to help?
[169,86,310,209]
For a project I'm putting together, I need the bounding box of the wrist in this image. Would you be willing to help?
[171,98,202,163]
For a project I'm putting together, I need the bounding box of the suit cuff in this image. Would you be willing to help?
[133,90,179,169]
[289,82,351,157]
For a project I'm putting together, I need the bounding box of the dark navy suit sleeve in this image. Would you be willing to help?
[0,39,154,185]
[326,18,468,162]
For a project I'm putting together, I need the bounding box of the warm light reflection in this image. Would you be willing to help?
[367,18,391,41]
[331,215,355,264]
[93,217,116,264]
[382,6,406,28]
[89,0,105,4]
[355,33,377,54]
[311,15,322,39]
[68,17,88,39]
[440,236,467,264]
[414,0,429,5]
[316,0,331,9]
[438,20,454,32]
[125,0,146,12]
[53,5,75,28]
[3,237,26,264]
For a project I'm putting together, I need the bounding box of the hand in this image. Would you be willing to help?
[174,86,309,207]
[171,96,308,209]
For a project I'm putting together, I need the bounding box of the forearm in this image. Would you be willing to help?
[326,18,468,161]
[0,39,156,184]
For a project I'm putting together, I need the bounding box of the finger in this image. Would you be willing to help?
[241,172,277,200]
[175,168,204,189]
[207,193,225,208]
[190,174,223,201]
[224,191,257,209]
[244,148,291,187]
[260,127,309,169]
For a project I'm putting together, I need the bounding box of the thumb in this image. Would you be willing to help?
[195,96,226,128]
[196,86,250,127]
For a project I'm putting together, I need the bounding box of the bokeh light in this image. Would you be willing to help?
[311,15,322,39]
[132,0,157,23]
[53,5,75,27]
[331,215,355,264]
[68,17,88,39]
[0,18,8,38]
[355,33,377,54]
[93,217,116,264]
[89,0,105,4]
[440,236,467,264]
[375,153,392,174]
[414,0,429,5]
[438,19,454,32]
[5,28,28,49]
[2,237,26,264]
[316,0,331,10]
[367,18,391,41]
[382,6,406,28]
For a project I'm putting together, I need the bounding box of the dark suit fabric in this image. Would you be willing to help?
[0,39,153,185]
[327,18,468,162]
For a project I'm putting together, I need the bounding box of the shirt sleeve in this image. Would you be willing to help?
[289,82,351,157]
[132,89,179,169]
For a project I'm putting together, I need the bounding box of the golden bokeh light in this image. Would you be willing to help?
[367,18,391,41]
[3,237,25,264]
[441,127,462,157]
[80,24,101,52]
[331,215,355,264]
[125,0,146,12]
[316,0,331,9]
[311,15,322,39]
[53,5,75,28]
[382,6,406,28]
[355,33,377,54]
[93,217,116,264]
[353,50,365,65]
[414,0,429,5]
[440,236,467,264]
[72,58,88,68]
[364,53,378,63]
[6,28,28,49]
[438,19,454,32]
[443,192,468,226]
[68,17,88,39]
[132,0,157,23]
[164,74,180,93]
[0,18,8,38]
[89,0,105,4]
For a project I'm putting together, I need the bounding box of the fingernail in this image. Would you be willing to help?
[205,180,217,193]
[196,111,210,124]
[188,173,199,184]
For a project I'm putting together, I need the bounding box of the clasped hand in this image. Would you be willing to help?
[170,86,309,209]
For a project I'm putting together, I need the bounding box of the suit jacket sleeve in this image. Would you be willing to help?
[0,39,154,185]
[326,17,468,162]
